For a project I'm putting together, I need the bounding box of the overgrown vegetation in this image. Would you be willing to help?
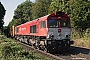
[0,35,50,60]
[71,28,90,48]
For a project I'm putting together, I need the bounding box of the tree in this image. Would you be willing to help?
[48,0,69,14]
[69,0,90,30]
[0,2,5,30]
[32,0,52,19]
[9,0,52,27]
[8,0,33,27]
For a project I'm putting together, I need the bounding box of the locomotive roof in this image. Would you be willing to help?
[16,11,69,27]
[16,15,50,27]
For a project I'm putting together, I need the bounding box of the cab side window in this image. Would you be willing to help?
[40,21,46,28]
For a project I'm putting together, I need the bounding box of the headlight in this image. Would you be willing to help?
[47,34,54,39]
[66,35,68,38]
[51,35,54,37]
[47,34,49,38]
[66,34,70,39]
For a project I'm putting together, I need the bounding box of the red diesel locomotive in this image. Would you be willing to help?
[12,11,73,53]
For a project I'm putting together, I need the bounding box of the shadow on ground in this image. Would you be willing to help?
[69,46,90,55]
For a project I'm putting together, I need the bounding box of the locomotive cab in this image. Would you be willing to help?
[46,11,73,53]
[47,19,71,40]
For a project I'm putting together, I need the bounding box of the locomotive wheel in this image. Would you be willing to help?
[33,43,39,49]
[44,47,48,52]
[35,44,39,49]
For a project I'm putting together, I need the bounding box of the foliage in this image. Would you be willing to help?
[69,0,90,31]
[48,0,69,13]
[71,28,90,48]
[83,28,90,40]
[32,0,52,19]
[8,0,52,27]
[8,0,33,27]
[0,2,5,31]
[0,35,50,60]
[1,45,20,59]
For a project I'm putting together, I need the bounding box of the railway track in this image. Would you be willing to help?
[13,39,90,60]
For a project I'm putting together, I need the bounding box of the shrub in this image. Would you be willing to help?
[84,28,90,40]
[0,35,50,60]
[1,45,13,59]
[1,41,22,59]
[71,28,90,48]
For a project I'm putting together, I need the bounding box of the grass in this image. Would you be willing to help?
[72,38,90,48]
[71,28,90,48]
[0,35,50,60]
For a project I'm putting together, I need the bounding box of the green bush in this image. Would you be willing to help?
[1,45,13,59]
[1,44,22,59]
[0,35,50,60]
[84,28,90,40]
[71,28,90,48]
[71,28,84,39]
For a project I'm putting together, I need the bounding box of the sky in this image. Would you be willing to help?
[0,0,35,26]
